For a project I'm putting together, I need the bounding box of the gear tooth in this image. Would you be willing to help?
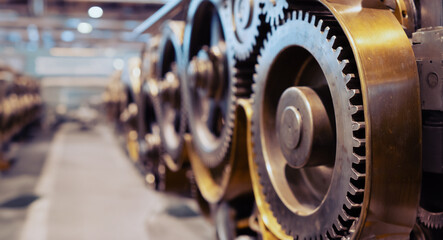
[278,12,284,22]
[340,209,357,222]
[311,15,316,25]
[254,63,260,73]
[345,196,362,209]
[304,12,310,21]
[282,1,288,9]
[317,19,324,29]
[251,84,256,95]
[352,137,365,148]
[335,46,343,58]
[351,121,365,131]
[323,26,330,37]
[345,73,355,84]
[348,182,364,195]
[351,168,365,180]
[349,104,363,114]
[298,10,303,20]
[340,59,350,70]
[327,229,340,239]
[329,35,337,47]
[334,219,347,233]
[253,72,258,81]
[352,153,366,164]
[232,67,238,75]
[347,88,360,99]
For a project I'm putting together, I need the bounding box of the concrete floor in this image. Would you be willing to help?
[0,123,215,240]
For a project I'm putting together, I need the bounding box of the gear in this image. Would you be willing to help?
[251,0,423,237]
[263,0,288,27]
[229,0,265,60]
[252,11,365,239]
[231,0,271,100]
[418,207,443,229]
[154,21,187,171]
[183,0,236,168]
[138,39,164,188]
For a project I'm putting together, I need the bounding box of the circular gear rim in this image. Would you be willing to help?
[154,21,187,171]
[182,0,237,168]
[252,11,366,239]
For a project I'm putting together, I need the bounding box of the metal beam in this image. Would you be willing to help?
[63,0,168,5]
[131,0,187,37]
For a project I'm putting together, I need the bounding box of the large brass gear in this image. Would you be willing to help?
[154,21,187,172]
[251,1,421,239]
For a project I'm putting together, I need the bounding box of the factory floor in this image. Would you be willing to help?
[0,122,215,240]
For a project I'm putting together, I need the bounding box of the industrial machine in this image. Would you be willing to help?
[107,0,443,239]
[0,65,42,171]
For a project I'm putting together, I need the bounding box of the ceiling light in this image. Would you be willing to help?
[60,31,75,42]
[77,22,93,34]
[88,6,103,19]
[113,59,124,70]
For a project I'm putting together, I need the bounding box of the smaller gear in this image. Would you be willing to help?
[263,0,288,27]
[229,0,265,60]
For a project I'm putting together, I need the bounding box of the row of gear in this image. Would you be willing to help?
[104,0,442,239]
[0,65,42,171]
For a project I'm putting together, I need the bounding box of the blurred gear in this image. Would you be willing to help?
[155,21,187,171]
[183,0,236,168]
[138,39,164,189]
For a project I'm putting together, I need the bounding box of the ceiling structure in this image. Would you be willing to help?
[0,0,165,48]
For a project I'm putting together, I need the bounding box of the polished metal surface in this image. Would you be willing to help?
[276,87,334,169]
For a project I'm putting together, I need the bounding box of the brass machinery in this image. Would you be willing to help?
[0,65,42,171]
[106,0,443,239]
